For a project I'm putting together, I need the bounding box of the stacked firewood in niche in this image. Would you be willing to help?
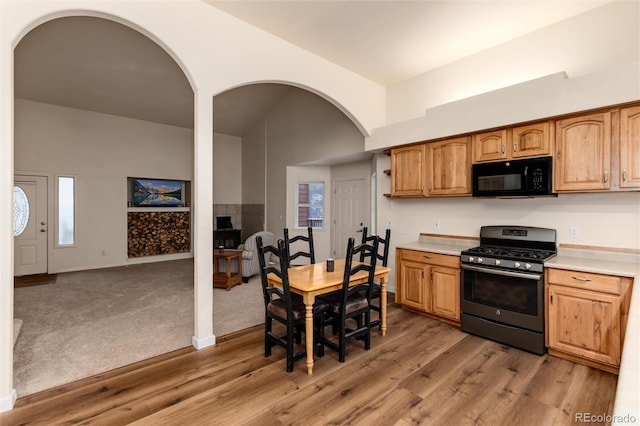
[128,212,190,257]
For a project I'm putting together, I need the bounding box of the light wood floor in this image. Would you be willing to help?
[1,303,617,426]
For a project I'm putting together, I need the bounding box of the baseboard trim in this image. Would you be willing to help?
[0,389,17,413]
[192,334,216,350]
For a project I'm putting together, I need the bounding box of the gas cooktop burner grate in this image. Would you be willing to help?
[464,245,556,262]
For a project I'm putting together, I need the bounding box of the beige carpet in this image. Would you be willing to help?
[13,258,264,397]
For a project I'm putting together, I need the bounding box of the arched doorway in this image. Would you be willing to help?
[12,15,195,396]
[212,81,372,281]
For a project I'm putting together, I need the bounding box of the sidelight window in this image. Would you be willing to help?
[57,176,75,246]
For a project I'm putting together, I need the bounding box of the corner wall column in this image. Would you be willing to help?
[192,90,215,349]
[0,1,17,410]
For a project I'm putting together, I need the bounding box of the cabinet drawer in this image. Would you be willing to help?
[547,268,622,295]
[400,249,459,268]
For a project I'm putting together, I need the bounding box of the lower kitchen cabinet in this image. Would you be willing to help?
[546,268,632,372]
[397,248,460,324]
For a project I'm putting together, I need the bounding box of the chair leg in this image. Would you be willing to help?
[286,323,295,372]
[338,317,346,363]
[364,312,371,350]
[264,317,273,357]
[315,315,325,358]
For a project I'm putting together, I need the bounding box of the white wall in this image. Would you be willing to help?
[213,132,241,204]
[14,99,194,272]
[242,121,266,206]
[386,1,640,125]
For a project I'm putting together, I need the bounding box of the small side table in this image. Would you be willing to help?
[213,249,243,290]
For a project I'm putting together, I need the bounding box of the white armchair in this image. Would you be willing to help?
[238,231,275,282]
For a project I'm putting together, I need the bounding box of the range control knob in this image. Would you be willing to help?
[514,262,521,268]
[469,256,474,262]
[477,257,483,264]
[525,263,532,270]
[495,259,501,266]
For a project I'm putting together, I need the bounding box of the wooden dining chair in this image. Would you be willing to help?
[284,227,315,265]
[256,236,327,372]
[359,227,391,330]
[318,236,379,362]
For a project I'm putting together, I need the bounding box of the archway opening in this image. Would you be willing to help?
[13,15,195,396]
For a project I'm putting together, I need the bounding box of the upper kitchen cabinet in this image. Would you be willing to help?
[472,130,507,162]
[390,144,427,197]
[512,122,552,159]
[620,105,640,188]
[427,137,471,196]
[554,111,612,192]
[473,122,552,163]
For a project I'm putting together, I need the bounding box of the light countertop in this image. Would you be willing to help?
[546,247,640,278]
[396,234,478,256]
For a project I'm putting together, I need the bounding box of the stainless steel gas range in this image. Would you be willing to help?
[460,225,557,355]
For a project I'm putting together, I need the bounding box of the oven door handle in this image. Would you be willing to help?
[461,264,542,281]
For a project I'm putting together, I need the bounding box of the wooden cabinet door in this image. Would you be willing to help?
[398,260,429,311]
[547,284,621,366]
[430,265,460,321]
[391,144,427,197]
[473,130,508,162]
[512,121,551,159]
[620,105,640,188]
[427,137,471,195]
[554,112,612,191]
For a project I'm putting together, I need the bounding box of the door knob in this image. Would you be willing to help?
[40,229,46,232]
[41,221,46,225]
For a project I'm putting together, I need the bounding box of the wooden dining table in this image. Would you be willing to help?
[268,258,392,374]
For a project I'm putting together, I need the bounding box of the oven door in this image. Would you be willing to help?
[461,264,544,332]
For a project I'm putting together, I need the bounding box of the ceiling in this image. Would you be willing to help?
[14,1,610,136]
[207,1,610,85]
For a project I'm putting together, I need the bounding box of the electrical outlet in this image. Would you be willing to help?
[387,219,392,228]
[570,226,579,238]
[434,220,441,230]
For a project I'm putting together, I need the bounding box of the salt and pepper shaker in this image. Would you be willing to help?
[218,245,224,253]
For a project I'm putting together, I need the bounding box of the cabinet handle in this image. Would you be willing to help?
[604,170,609,184]
[571,276,592,282]
[513,143,517,154]
[423,255,432,259]
[550,292,553,304]
[430,271,434,281]
[623,170,627,182]
[501,144,505,155]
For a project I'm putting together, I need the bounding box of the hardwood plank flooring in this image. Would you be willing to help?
[1,304,617,425]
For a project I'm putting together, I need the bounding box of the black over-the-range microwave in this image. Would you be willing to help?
[472,156,556,198]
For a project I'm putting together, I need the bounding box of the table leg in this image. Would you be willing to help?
[380,275,388,336]
[225,258,232,290]
[303,294,315,374]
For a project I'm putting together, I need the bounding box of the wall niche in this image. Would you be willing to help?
[126,177,192,258]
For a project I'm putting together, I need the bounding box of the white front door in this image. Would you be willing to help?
[332,177,367,259]
[14,176,48,276]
